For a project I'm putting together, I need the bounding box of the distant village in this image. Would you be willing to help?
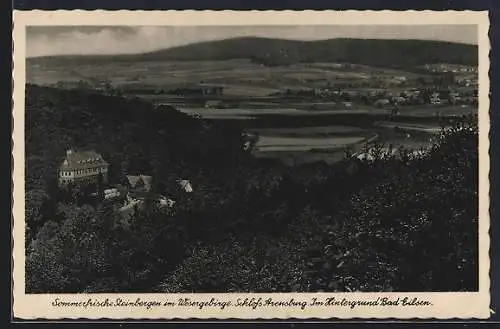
[58,148,193,220]
[50,63,478,112]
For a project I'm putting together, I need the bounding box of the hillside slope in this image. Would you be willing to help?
[24,85,478,293]
[24,84,246,193]
[157,121,479,293]
[28,37,478,68]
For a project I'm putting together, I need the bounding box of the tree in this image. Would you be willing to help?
[25,189,51,242]
[25,84,479,294]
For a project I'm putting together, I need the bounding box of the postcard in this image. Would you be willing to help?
[12,10,491,320]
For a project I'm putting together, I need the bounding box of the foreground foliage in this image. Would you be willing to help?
[25,85,478,293]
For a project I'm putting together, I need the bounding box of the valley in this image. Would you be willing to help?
[26,44,478,166]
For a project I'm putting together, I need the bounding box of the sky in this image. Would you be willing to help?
[26,25,478,58]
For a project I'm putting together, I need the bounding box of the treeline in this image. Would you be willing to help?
[25,85,478,293]
[24,83,247,247]
[25,84,245,189]
[157,121,479,293]
[28,37,478,68]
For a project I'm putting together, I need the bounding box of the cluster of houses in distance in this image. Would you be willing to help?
[58,149,193,219]
[49,62,478,112]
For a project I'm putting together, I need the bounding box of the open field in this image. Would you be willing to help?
[27,56,477,166]
[397,104,477,117]
[171,103,474,165]
[27,59,435,97]
[256,136,367,152]
[253,127,433,165]
[177,104,476,120]
[178,107,388,119]
[191,109,445,165]
[374,121,443,133]
[249,125,368,137]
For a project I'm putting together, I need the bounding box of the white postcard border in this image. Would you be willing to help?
[12,10,491,320]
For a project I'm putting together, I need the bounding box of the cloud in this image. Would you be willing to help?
[26,25,478,58]
[27,26,240,57]
[27,27,161,57]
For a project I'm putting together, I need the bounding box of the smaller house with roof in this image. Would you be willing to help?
[125,174,154,201]
[58,149,109,187]
[119,174,177,219]
[117,174,154,219]
[178,179,194,193]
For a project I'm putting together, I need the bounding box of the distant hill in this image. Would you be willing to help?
[28,37,478,68]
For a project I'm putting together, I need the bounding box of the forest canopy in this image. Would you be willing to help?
[25,85,479,293]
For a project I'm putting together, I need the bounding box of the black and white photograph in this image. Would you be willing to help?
[12,10,490,319]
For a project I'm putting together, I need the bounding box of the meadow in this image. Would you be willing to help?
[176,108,440,165]
[26,57,477,166]
[256,136,367,152]
[27,59,432,97]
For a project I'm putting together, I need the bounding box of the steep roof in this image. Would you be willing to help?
[178,179,193,193]
[60,149,109,170]
[140,175,153,189]
[127,175,153,191]
[126,175,141,188]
